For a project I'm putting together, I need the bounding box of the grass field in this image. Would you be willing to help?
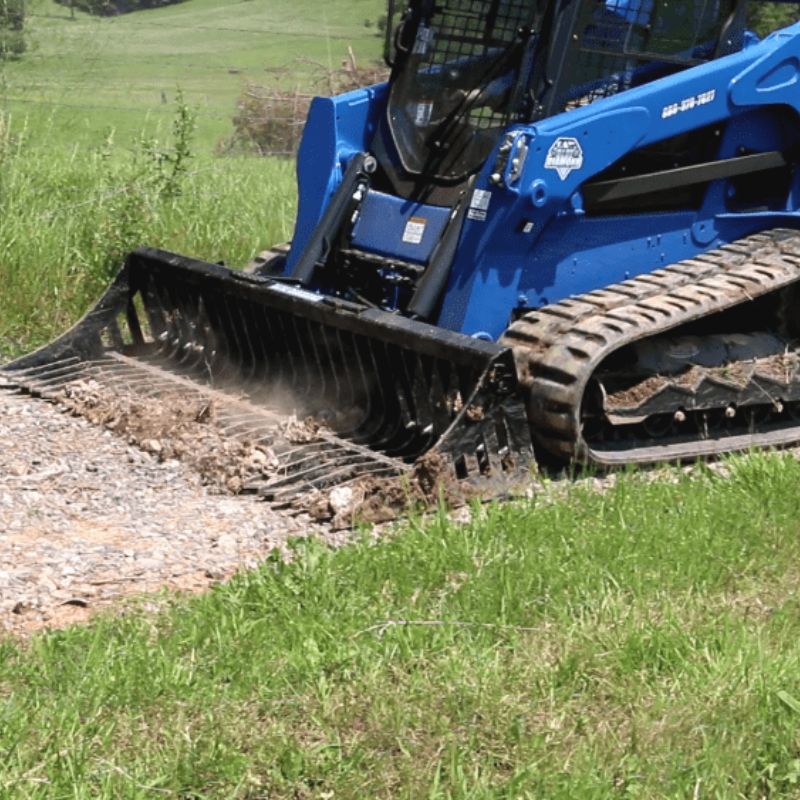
[0,0,386,353]
[3,3,800,797]
[1,0,384,150]
[3,454,800,797]
[0,105,296,359]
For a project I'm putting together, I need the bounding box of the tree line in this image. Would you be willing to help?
[54,0,187,15]
[0,0,24,61]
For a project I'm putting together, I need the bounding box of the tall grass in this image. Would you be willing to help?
[0,106,296,359]
[0,0,384,151]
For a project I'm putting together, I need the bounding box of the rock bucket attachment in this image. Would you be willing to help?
[2,248,534,502]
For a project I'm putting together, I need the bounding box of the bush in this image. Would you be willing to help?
[54,0,188,16]
[0,0,25,60]
[222,55,388,157]
[225,85,311,157]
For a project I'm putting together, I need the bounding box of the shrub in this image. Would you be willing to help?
[0,0,25,60]
[54,0,188,16]
[222,54,388,157]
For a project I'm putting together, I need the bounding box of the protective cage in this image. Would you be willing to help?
[2,249,534,501]
[545,0,741,115]
[387,0,537,180]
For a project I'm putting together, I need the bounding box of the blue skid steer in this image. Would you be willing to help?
[7,0,800,499]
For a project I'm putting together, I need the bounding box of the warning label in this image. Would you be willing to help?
[402,216,427,245]
[413,25,434,56]
[415,102,433,127]
[467,188,492,221]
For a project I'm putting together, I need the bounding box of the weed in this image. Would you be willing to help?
[137,89,196,198]
[0,107,295,360]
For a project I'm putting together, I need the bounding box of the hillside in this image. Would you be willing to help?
[0,0,384,150]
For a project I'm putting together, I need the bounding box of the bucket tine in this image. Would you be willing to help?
[2,247,534,499]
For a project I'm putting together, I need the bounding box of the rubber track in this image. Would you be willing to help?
[500,228,800,466]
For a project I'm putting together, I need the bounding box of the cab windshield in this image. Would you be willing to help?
[387,1,537,182]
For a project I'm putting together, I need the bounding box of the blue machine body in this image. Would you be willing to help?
[350,191,451,264]
[285,18,800,341]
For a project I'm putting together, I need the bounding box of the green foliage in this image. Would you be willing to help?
[0,106,295,359]
[137,90,196,197]
[748,2,800,38]
[4,455,800,796]
[54,0,189,16]
[0,0,24,60]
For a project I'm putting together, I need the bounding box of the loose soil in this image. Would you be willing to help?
[302,450,474,529]
[56,379,475,531]
[59,379,327,494]
[604,350,800,410]
[0,381,484,635]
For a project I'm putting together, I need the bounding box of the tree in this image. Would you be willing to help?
[0,0,25,61]
[748,2,800,38]
[54,0,189,15]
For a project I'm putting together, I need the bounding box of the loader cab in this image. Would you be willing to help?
[289,0,747,315]
[372,0,541,204]
[371,0,744,204]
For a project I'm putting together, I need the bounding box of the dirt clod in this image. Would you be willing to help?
[465,405,486,422]
[60,380,277,494]
[278,414,325,444]
[413,450,451,495]
[305,450,474,530]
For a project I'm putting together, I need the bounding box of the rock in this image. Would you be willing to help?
[329,485,367,530]
[329,486,355,515]
[204,568,225,580]
[215,534,238,552]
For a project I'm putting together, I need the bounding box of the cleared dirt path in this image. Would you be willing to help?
[0,389,340,635]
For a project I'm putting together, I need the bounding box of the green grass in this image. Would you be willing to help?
[0,0,384,354]
[3,4,800,796]
[0,0,384,357]
[3,453,800,797]
[0,107,296,358]
[0,0,384,151]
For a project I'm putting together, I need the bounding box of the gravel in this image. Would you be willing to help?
[3,378,770,637]
[0,388,347,636]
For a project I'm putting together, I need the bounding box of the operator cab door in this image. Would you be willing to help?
[372,0,540,204]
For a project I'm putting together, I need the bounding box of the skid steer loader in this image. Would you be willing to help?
[6,0,800,501]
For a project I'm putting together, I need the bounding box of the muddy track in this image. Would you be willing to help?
[502,228,800,465]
